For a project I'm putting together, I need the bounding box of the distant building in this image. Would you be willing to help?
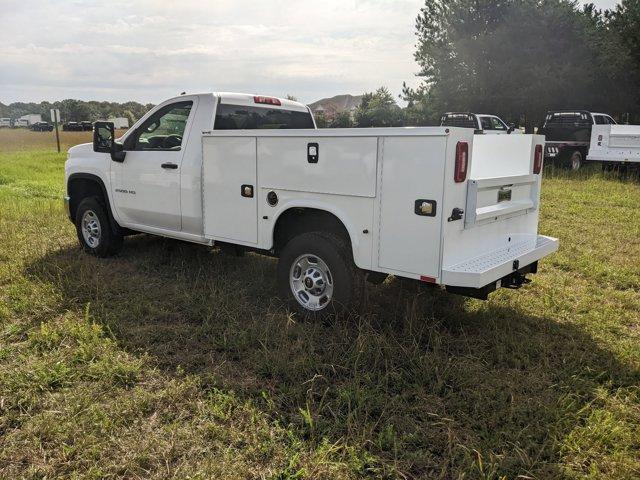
[107,117,129,129]
[309,94,363,120]
[15,114,42,127]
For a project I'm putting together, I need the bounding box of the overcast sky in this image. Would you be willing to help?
[0,0,621,105]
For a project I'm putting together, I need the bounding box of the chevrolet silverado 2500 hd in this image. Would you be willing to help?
[64,92,558,316]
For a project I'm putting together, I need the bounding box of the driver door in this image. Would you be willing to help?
[111,100,195,231]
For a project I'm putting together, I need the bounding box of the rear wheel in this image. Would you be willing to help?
[277,232,363,318]
[75,196,123,257]
[568,151,582,171]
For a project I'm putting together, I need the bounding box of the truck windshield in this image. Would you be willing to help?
[214,104,314,130]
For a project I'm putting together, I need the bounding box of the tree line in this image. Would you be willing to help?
[0,99,154,125]
[2,1,638,130]
[323,0,640,130]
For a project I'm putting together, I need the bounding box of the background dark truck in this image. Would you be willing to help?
[540,110,616,170]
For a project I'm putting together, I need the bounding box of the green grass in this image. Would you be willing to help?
[0,149,639,479]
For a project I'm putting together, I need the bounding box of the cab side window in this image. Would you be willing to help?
[480,117,493,130]
[491,117,507,130]
[594,115,605,125]
[128,101,193,151]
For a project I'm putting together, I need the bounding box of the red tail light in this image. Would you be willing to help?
[254,95,281,106]
[454,142,468,183]
[533,144,543,174]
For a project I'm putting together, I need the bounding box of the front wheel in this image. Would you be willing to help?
[75,196,123,257]
[277,232,363,318]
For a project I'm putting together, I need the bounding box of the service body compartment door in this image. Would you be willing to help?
[377,136,447,278]
[258,136,378,197]
[202,136,258,245]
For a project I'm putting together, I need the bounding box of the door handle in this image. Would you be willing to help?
[161,162,178,169]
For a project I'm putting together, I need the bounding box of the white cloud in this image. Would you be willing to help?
[0,0,424,104]
[0,0,621,104]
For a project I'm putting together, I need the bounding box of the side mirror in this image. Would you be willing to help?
[508,123,516,134]
[93,121,114,153]
[93,121,126,162]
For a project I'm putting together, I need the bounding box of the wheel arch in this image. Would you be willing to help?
[67,173,120,231]
[271,205,358,258]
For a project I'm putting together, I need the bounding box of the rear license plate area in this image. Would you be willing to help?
[497,188,512,203]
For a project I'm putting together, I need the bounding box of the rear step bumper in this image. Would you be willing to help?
[442,235,559,293]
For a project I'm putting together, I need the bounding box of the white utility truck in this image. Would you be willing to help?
[540,110,617,170]
[64,92,558,316]
[440,112,519,134]
[587,124,640,170]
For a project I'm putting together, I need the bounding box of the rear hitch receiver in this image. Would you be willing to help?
[502,271,531,289]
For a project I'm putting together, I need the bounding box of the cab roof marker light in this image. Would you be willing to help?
[254,96,281,106]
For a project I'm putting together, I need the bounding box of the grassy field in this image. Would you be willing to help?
[0,131,638,479]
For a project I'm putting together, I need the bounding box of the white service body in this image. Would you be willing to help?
[587,124,640,165]
[65,92,557,296]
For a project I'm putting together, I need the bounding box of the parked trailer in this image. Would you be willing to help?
[17,114,42,126]
[587,124,640,168]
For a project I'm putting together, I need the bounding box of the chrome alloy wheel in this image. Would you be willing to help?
[81,210,102,248]
[289,254,334,311]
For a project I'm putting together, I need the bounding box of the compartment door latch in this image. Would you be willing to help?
[307,143,319,163]
[447,208,464,222]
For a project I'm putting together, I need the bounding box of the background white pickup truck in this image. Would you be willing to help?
[65,92,558,316]
[440,112,519,134]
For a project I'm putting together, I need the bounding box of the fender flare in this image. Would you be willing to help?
[67,173,120,231]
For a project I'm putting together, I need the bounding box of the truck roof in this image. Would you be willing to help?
[155,92,311,114]
[216,92,310,113]
[545,110,591,115]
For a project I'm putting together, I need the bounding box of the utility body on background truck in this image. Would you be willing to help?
[587,123,640,170]
[64,92,558,316]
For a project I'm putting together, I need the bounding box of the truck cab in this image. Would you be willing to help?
[65,92,557,317]
[440,112,517,134]
[66,93,316,240]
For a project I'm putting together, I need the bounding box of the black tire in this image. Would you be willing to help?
[277,232,363,318]
[567,150,582,171]
[75,196,123,257]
